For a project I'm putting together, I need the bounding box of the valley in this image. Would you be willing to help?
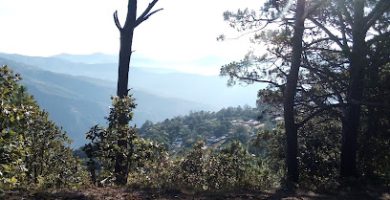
[0,53,260,147]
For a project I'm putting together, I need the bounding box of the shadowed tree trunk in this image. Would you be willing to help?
[283,0,306,186]
[113,0,162,185]
[340,0,368,178]
[339,0,390,178]
[283,0,327,186]
[307,0,390,179]
[340,0,390,179]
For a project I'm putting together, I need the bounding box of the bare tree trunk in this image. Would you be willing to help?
[116,0,136,98]
[113,0,161,185]
[114,0,136,186]
[116,30,134,98]
[283,0,306,186]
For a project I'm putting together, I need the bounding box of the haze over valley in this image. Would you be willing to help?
[0,52,260,147]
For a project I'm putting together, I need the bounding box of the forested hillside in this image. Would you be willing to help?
[139,106,279,152]
[1,0,390,199]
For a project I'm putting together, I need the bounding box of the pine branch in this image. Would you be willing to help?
[308,17,351,55]
[303,0,328,19]
[364,0,390,31]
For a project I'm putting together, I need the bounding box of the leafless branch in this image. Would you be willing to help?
[135,0,162,27]
[113,10,122,30]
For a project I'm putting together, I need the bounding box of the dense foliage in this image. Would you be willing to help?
[127,139,283,192]
[0,65,88,194]
[83,95,138,185]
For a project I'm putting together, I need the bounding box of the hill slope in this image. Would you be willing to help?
[0,57,212,147]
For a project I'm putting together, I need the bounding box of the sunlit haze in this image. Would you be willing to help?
[0,0,262,75]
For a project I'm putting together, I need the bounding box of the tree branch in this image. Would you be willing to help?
[367,32,390,46]
[297,103,345,128]
[308,17,350,55]
[364,0,390,31]
[303,0,328,19]
[304,37,332,47]
[337,11,349,47]
[230,71,283,88]
[113,10,122,30]
[135,0,162,27]
[136,8,163,27]
[339,0,353,25]
[302,52,347,103]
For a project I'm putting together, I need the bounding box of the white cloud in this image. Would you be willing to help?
[0,0,263,74]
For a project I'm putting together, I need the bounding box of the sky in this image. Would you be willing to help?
[0,0,262,75]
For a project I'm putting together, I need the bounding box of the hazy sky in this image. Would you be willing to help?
[0,0,262,75]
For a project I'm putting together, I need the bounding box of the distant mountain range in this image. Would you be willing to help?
[0,52,260,147]
[52,53,118,64]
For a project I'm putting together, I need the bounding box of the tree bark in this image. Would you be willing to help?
[283,0,306,185]
[116,0,136,98]
[340,0,366,178]
[114,0,137,185]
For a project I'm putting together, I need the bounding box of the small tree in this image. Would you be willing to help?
[84,96,137,185]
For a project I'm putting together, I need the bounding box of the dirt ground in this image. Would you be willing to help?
[3,186,390,200]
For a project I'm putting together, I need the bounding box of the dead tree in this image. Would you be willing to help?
[113,0,162,185]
